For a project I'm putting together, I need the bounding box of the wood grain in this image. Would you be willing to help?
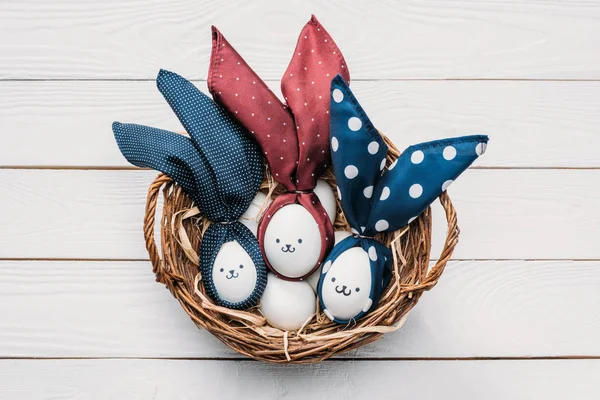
[0,169,598,260]
[3,80,600,168]
[1,0,598,394]
[2,0,600,79]
[1,359,599,399]
[1,260,598,359]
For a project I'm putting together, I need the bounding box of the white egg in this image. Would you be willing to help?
[334,230,352,245]
[314,179,337,223]
[238,192,271,236]
[306,231,352,293]
[211,241,258,304]
[264,204,321,278]
[260,273,316,330]
[306,268,321,292]
[320,247,373,322]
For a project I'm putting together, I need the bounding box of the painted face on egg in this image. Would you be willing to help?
[264,204,321,279]
[212,241,258,304]
[321,247,373,322]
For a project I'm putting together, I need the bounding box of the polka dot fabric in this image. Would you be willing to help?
[369,135,487,233]
[329,74,489,236]
[318,75,489,323]
[112,69,267,310]
[156,69,263,222]
[207,15,349,279]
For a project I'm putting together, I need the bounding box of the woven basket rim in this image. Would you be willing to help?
[142,134,459,363]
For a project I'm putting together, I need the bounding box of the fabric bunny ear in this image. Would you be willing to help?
[368,134,488,234]
[157,69,263,220]
[112,122,217,211]
[329,75,388,234]
[113,70,268,310]
[208,27,298,191]
[208,17,349,281]
[281,15,350,190]
[324,76,489,324]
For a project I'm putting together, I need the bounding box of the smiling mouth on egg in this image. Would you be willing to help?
[226,272,239,280]
[335,285,352,297]
[280,245,296,253]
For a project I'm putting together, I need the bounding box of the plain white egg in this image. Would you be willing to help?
[334,230,352,245]
[211,241,258,304]
[314,179,337,223]
[238,192,271,236]
[259,273,316,330]
[306,268,321,292]
[320,247,373,321]
[264,204,321,278]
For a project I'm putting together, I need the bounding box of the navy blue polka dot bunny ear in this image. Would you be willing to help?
[113,69,267,310]
[317,75,488,324]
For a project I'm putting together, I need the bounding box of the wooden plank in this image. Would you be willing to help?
[3,80,600,168]
[1,260,598,358]
[1,359,599,399]
[2,0,600,79]
[0,169,598,260]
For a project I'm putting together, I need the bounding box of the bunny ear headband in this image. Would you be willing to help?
[113,69,267,309]
[208,15,350,281]
[318,75,489,323]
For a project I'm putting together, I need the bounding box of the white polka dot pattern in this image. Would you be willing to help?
[328,74,489,236]
[113,69,267,310]
[322,73,488,324]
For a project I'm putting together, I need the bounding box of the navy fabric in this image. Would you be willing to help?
[318,75,489,323]
[113,69,266,309]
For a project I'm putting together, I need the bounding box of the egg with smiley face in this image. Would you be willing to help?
[211,241,259,304]
[319,247,374,322]
[263,179,336,279]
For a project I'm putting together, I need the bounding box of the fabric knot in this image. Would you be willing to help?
[352,233,375,240]
[291,189,313,195]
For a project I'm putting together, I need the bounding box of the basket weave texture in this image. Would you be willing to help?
[143,134,459,363]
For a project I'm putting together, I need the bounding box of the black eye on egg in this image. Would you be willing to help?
[220,268,224,272]
[331,277,336,282]
[298,238,303,244]
[239,264,244,269]
[355,287,360,292]
[276,238,280,243]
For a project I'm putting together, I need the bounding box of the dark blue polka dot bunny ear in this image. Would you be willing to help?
[113,69,267,310]
[317,75,488,324]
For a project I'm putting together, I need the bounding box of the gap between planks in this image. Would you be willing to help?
[1,356,600,361]
[2,166,600,171]
[2,78,600,82]
[2,258,599,262]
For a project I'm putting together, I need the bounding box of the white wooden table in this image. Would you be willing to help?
[1,1,599,398]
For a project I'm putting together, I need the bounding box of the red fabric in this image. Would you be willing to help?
[208,15,349,278]
[281,16,350,190]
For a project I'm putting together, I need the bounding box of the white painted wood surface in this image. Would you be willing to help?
[1,260,598,359]
[2,0,600,79]
[3,81,600,168]
[2,169,598,260]
[2,359,600,400]
[0,0,597,398]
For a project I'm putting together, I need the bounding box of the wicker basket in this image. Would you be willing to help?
[143,135,459,363]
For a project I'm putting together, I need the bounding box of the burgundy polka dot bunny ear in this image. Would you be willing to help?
[208,15,350,281]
